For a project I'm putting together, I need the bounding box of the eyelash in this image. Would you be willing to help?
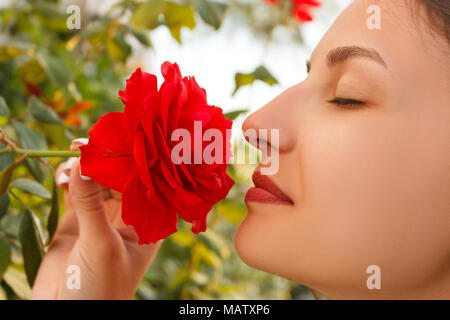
[328,97,364,109]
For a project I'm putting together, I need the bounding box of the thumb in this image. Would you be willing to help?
[68,158,115,242]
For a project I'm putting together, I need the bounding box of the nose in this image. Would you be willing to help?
[242,85,299,154]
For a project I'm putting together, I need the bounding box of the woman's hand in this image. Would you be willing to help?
[30,139,162,300]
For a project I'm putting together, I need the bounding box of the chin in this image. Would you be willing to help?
[234,204,271,272]
[233,202,297,279]
[234,214,258,269]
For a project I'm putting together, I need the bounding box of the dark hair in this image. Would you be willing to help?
[413,0,450,44]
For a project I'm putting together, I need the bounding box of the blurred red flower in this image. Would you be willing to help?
[79,62,235,244]
[264,0,321,22]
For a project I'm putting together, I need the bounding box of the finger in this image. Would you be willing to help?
[104,197,127,229]
[119,225,163,256]
[53,190,79,236]
[110,189,122,200]
[71,138,89,150]
[54,162,79,236]
[63,156,77,178]
[63,138,88,177]
[56,160,75,214]
[123,232,164,269]
[56,161,70,191]
[68,158,115,243]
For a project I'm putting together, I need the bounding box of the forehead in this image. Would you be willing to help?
[310,0,448,83]
[312,0,412,64]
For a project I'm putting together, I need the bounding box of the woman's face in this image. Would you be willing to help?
[235,0,450,298]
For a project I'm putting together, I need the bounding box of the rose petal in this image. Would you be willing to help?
[119,68,158,146]
[168,81,188,132]
[182,76,207,106]
[161,61,182,83]
[176,162,197,189]
[122,175,178,244]
[192,218,207,233]
[141,92,160,162]
[154,123,182,185]
[174,187,205,209]
[159,82,178,135]
[195,170,235,203]
[179,200,212,226]
[80,112,136,193]
[134,130,153,190]
[159,158,181,189]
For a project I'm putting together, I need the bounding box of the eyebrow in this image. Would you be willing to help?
[306,46,387,73]
[327,46,387,68]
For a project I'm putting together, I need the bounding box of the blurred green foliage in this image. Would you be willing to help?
[0,0,312,300]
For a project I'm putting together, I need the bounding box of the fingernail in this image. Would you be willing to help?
[57,172,70,185]
[64,157,77,170]
[72,138,89,145]
[79,167,92,181]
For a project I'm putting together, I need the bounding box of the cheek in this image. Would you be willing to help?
[300,112,450,291]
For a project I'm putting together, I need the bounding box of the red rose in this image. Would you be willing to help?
[79,61,234,244]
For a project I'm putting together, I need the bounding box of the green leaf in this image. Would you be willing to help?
[11,178,51,199]
[29,96,61,124]
[0,155,27,195]
[171,230,195,247]
[253,65,278,86]
[232,65,278,96]
[12,122,48,182]
[19,209,45,287]
[0,236,11,281]
[41,123,71,149]
[0,97,10,117]
[0,143,14,171]
[131,0,166,30]
[164,2,196,44]
[170,269,190,288]
[81,23,108,39]
[0,285,6,300]
[197,229,230,258]
[12,122,47,150]
[47,177,59,243]
[216,200,247,225]
[106,32,132,63]
[0,46,22,63]
[18,59,46,85]
[0,37,31,63]
[0,192,10,222]
[232,73,255,96]
[33,1,66,17]
[38,54,71,86]
[3,268,31,299]
[0,160,16,196]
[224,109,249,120]
[131,29,152,47]
[0,212,22,237]
[193,0,227,30]
[191,269,209,285]
[195,243,222,270]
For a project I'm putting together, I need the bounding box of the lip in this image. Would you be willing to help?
[245,170,293,205]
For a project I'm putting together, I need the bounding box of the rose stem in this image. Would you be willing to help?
[0,132,80,158]
[0,147,80,158]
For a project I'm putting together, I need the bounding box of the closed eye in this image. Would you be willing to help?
[328,97,364,109]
